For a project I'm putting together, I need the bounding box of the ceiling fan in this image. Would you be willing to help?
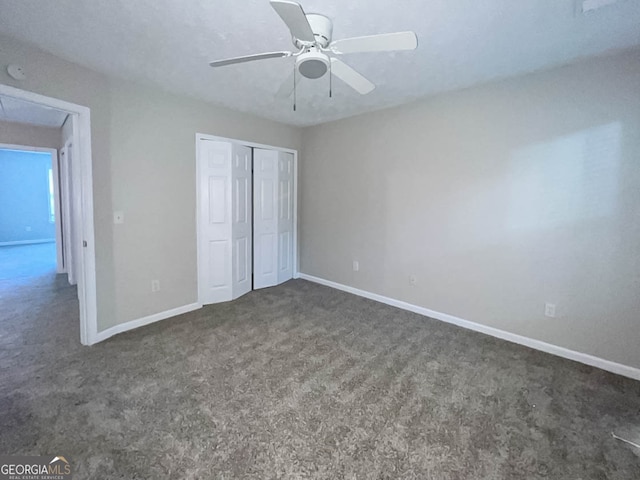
[209,0,418,99]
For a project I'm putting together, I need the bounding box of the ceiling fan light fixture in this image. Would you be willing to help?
[296,51,330,79]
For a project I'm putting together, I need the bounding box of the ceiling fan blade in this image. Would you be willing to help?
[209,51,291,68]
[330,58,375,95]
[331,31,418,54]
[276,70,295,98]
[270,0,315,43]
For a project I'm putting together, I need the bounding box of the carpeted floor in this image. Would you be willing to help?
[1,244,639,479]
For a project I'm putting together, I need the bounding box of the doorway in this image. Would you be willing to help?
[0,146,59,280]
[0,84,97,345]
[195,134,298,306]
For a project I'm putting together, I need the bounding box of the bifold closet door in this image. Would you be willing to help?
[198,140,252,305]
[253,149,279,289]
[277,152,294,284]
[231,144,252,300]
[253,149,294,290]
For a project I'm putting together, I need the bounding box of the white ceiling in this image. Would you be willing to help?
[0,95,68,128]
[0,0,639,127]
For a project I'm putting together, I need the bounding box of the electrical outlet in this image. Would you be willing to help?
[544,303,556,318]
[409,275,417,286]
[353,260,359,272]
[151,279,160,293]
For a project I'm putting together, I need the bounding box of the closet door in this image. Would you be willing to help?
[253,148,279,289]
[277,152,294,284]
[231,144,252,300]
[198,140,232,304]
[199,140,295,302]
[254,149,295,289]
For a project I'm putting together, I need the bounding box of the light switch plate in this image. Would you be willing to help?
[544,303,556,318]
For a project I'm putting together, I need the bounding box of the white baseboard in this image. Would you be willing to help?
[298,273,640,381]
[92,302,202,344]
[0,238,55,247]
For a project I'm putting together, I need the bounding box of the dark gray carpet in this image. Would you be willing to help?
[1,244,639,479]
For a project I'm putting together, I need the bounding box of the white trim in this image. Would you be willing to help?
[60,139,76,285]
[298,273,640,381]
[195,136,205,304]
[292,149,299,280]
[93,303,202,343]
[51,149,63,273]
[195,133,299,305]
[0,84,97,346]
[195,134,298,156]
[0,143,55,153]
[0,238,55,247]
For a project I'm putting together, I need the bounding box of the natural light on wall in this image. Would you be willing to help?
[48,167,55,223]
[507,122,622,231]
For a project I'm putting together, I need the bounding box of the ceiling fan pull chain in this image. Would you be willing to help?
[293,64,297,111]
[329,60,332,98]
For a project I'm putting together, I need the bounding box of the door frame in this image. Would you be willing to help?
[59,140,75,283]
[0,84,98,346]
[195,133,299,305]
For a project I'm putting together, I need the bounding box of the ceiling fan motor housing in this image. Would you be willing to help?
[294,13,333,48]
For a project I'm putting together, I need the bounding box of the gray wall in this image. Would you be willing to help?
[0,149,54,243]
[300,49,640,369]
[0,119,61,149]
[0,34,302,332]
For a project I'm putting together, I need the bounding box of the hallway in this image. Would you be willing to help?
[0,242,82,374]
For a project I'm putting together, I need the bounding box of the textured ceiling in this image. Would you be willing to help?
[0,95,67,128]
[0,0,639,127]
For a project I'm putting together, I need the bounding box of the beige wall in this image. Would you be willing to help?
[0,34,302,331]
[300,49,640,369]
[107,82,301,324]
[0,120,61,149]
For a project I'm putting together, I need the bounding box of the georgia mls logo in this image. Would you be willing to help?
[0,455,72,479]
[49,456,71,474]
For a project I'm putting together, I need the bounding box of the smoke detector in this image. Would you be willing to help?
[7,64,26,81]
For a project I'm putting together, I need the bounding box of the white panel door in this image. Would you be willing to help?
[198,140,232,304]
[231,144,252,300]
[277,151,294,284]
[253,148,279,289]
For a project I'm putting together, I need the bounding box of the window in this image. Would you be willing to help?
[48,167,55,223]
